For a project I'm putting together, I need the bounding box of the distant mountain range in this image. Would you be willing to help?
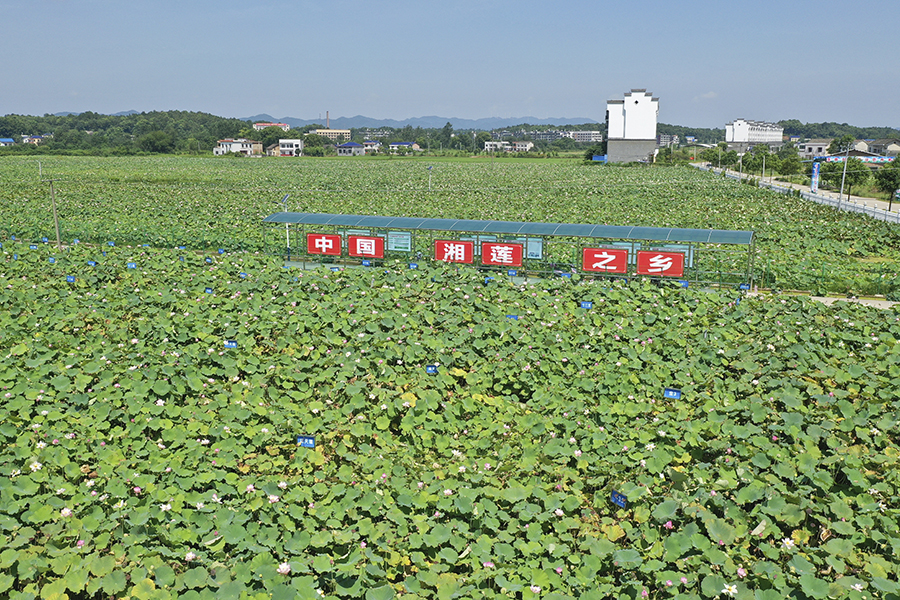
[241,114,601,130]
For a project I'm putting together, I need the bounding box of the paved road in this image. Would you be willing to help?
[696,163,899,214]
[748,291,897,309]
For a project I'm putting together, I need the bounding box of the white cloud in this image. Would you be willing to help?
[693,91,718,101]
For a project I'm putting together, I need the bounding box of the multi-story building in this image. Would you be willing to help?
[388,142,420,153]
[361,129,391,139]
[867,139,900,156]
[606,89,659,163]
[657,134,679,147]
[213,138,263,156]
[308,129,351,142]
[278,139,304,156]
[564,131,603,143]
[484,141,534,153]
[336,142,365,156]
[484,141,510,153]
[798,139,833,160]
[253,122,290,131]
[725,119,783,144]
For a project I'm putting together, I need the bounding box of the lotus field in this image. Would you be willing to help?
[0,157,899,600]
[2,156,899,294]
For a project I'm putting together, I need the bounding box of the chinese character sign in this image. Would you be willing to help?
[434,240,474,264]
[582,248,628,273]
[481,242,523,266]
[307,233,341,256]
[348,235,384,258]
[636,251,685,277]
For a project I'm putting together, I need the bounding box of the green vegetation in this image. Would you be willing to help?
[1,245,898,599]
[779,121,900,142]
[1,157,900,598]
[2,156,899,295]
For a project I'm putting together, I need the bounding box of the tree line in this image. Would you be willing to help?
[3,111,898,157]
[0,111,249,155]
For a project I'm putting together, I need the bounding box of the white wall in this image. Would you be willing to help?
[607,90,658,140]
[606,101,625,139]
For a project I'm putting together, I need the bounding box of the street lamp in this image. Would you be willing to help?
[38,161,63,250]
[838,141,852,203]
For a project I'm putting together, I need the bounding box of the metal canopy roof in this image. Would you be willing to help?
[263,212,754,245]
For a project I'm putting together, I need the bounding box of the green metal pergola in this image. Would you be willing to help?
[262,212,756,287]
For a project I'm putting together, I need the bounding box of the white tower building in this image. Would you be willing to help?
[606,89,659,163]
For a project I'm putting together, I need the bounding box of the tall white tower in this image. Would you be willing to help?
[606,89,659,163]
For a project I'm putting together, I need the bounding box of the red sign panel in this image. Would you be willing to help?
[434,240,474,264]
[636,251,685,277]
[307,233,341,256]
[582,247,628,273]
[348,235,384,258]
[481,242,524,266]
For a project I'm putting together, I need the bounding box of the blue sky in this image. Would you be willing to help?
[2,0,898,128]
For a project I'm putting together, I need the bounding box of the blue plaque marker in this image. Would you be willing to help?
[48,257,55,263]
[426,365,438,374]
[102,251,107,256]
[408,263,418,269]
[141,244,149,247]
[12,254,17,260]
[362,260,371,267]
[205,257,212,263]
[735,298,741,305]
[179,256,185,262]
[663,388,682,400]
[108,241,115,247]
[611,491,627,509]
[560,273,572,279]
[30,244,38,250]
[73,239,79,244]
[127,262,137,269]
[330,267,340,272]
[506,314,519,320]
[485,276,494,284]
[239,272,247,278]
[178,246,186,250]
[42,237,49,243]
[87,260,96,266]
[739,283,750,290]
[66,276,75,283]
[218,248,225,254]
[297,436,315,448]
[580,301,593,309]
[10,235,15,240]
[224,340,237,349]
[205,287,213,294]
[679,280,689,288]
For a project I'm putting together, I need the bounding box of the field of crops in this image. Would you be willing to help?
[0,157,899,600]
[1,156,899,294]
